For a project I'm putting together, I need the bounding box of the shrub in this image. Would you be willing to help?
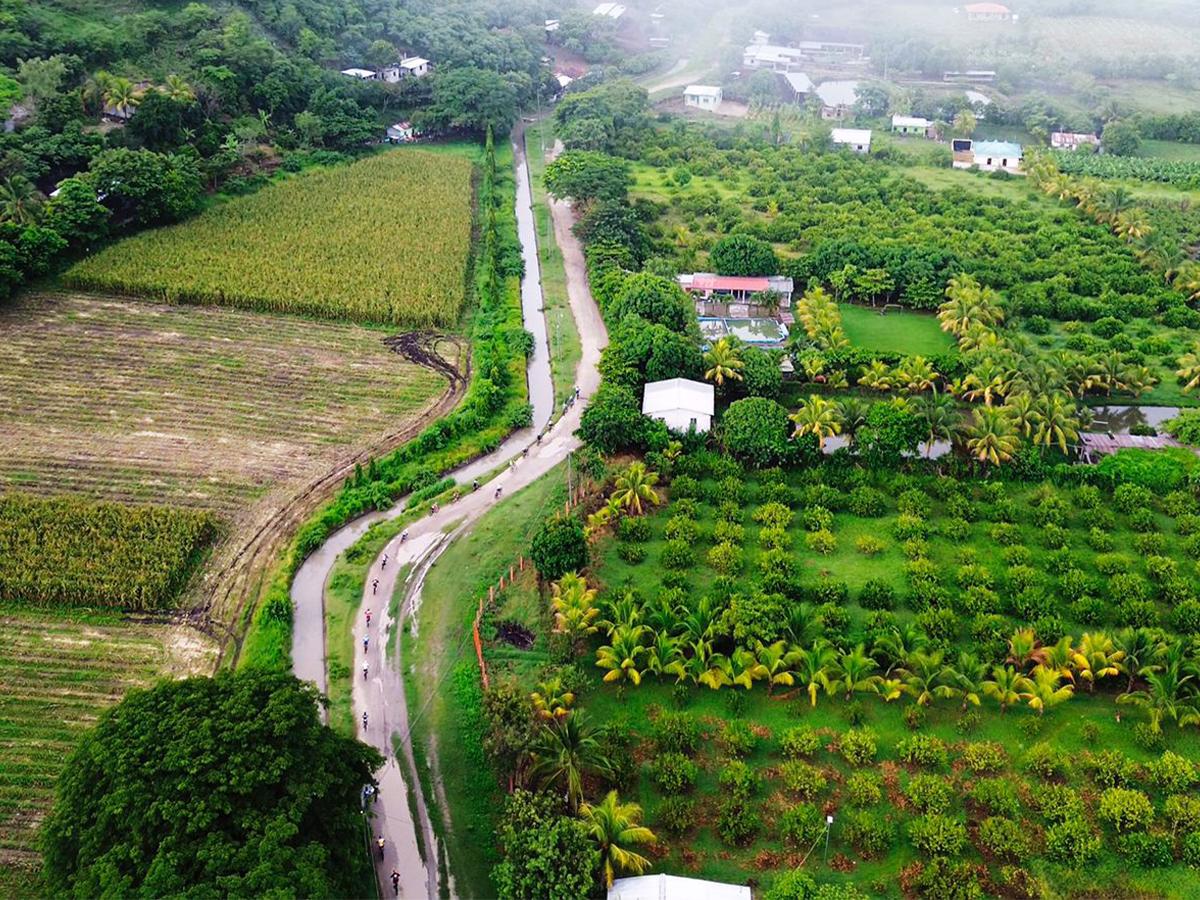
[1170,599,1200,633]
[650,752,698,794]
[907,814,967,856]
[897,489,931,517]
[842,809,895,858]
[530,515,588,581]
[720,720,757,758]
[656,710,699,755]
[1147,751,1197,794]
[1045,816,1101,864]
[1134,532,1166,555]
[1023,744,1071,782]
[1002,544,1031,566]
[718,760,759,799]
[1115,483,1154,515]
[664,516,699,543]
[707,542,743,575]
[779,761,827,799]
[969,778,1021,818]
[904,774,953,813]
[1115,598,1159,629]
[1186,831,1200,868]
[846,771,883,807]
[855,535,886,557]
[1109,571,1149,603]
[669,475,701,500]
[858,579,897,610]
[711,519,744,545]
[805,529,837,555]
[1117,832,1173,868]
[989,523,1020,546]
[672,498,699,520]
[661,539,695,570]
[978,816,1031,862]
[656,795,695,836]
[1086,527,1114,552]
[779,726,822,759]
[801,506,834,532]
[1085,749,1136,789]
[962,742,1006,774]
[838,729,877,766]
[617,516,651,543]
[717,797,760,845]
[1098,788,1155,833]
[848,486,887,517]
[717,500,741,523]
[894,514,928,541]
[617,542,647,564]
[896,734,948,769]
[1165,795,1200,834]
[759,525,791,551]
[753,501,794,530]
[780,802,825,848]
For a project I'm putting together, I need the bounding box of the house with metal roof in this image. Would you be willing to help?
[965,2,1014,21]
[952,138,1023,173]
[783,72,814,101]
[683,85,722,111]
[832,127,872,154]
[609,874,752,900]
[892,114,932,136]
[815,80,858,119]
[642,379,715,434]
[677,273,794,311]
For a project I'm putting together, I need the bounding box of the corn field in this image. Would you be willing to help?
[66,151,474,328]
[0,494,217,610]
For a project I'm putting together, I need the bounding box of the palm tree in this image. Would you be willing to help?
[939,274,1003,336]
[966,406,1020,466]
[894,355,939,394]
[1173,263,1200,303]
[1007,628,1047,671]
[857,359,894,392]
[913,392,959,457]
[1114,210,1152,243]
[837,396,872,448]
[611,462,660,516]
[790,394,843,449]
[832,644,882,700]
[1096,185,1134,224]
[794,642,838,706]
[1003,392,1039,439]
[729,647,768,690]
[552,573,600,649]
[755,640,800,694]
[1026,665,1074,716]
[645,630,683,679]
[900,650,956,707]
[948,651,988,711]
[1176,343,1200,394]
[596,624,647,685]
[102,74,142,119]
[0,175,44,225]
[704,337,744,388]
[871,624,927,677]
[1041,636,1077,684]
[532,677,576,720]
[1116,659,1200,734]
[983,665,1033,713]
[528,711,614,813]
[1033,392,1081,454]
[961,360,1010,406]
[1072,632,1124,692]
[1114,628,1165,693]
[162,73,194,102]
[580,790,656,889]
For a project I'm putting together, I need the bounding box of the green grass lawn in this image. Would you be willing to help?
[839,303,954,357]
[406,463,571,898]
[1142,140,1200,163]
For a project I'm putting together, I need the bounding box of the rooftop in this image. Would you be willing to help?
[815,80,859,107]
[401,57,429,68]
[642,379,715,418]
[965,2,1012,12]
[593,2,626,18]
[340,68,376,78]
[783,72,814,93]
[609,874,751,900]
[684,84,722,98]
[892,114,931,128]
[832,127,873,144]
[972,139,1022,157]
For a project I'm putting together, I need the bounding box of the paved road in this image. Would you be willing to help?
[292,126,606,898]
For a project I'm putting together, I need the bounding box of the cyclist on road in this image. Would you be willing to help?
[362,711,369,729]
[381,553,388,570]
[365,609,372,627]
[390,869,401,895]
[362,664,368,680]
[376,836,386,859]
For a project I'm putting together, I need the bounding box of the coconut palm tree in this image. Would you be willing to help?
[102,75,142,119]
[1114,628,1166,693]
[871,624,928,677]
[528,711,614,813]
[0,175,44,225]
[1116,658,1200,735]
[1003,392,1039,439]
[794,641,838,706]
[1175,343,1200,394]
[162,73,195,102]
[910,391,959,457]
[961,360,1010,407]
[857,359,893,392]
[677,596,722,644]
[966,406,1020,466]
[1007,628,1047,671]
[729,647,768,690]
[983,665,1033,713]
[894,355,939,394]
[755,639,800,694]
[790,394,843,449]
[531,677,576,720]
[611,462,660,516]
[596,624,647,685]
[645,630,683,679]
[1041,636,1077,683]
[1114,210,1152,243]
[580,790,656,889]
[1033,392,1081,454]
[704,337,744,388]
[837,396,872,448]
[1073,631,1125,692]
[832,644,882,700]
[948,651,988,711]
[1026,665,1074,716]
[552,573,600,649]
[900,650,956,707]
[1096,185,1135,224]
[1173,263,1200,303]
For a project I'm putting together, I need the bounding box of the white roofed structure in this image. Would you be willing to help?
[892,115,931,130]
[831,127,872,153]
[642,379,715,434]
[340,68,376,79]
[609,874,752,900]
[783,72,814,95]
[593,2,626,18]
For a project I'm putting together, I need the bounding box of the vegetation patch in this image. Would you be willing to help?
[67,150,474,328]
[838,304,954,357]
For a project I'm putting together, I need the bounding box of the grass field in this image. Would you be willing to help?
[525,121,582,417]
[839,304,953,357]
[405,463,570,898]
[66,150,474,328]
[0,606,216,893]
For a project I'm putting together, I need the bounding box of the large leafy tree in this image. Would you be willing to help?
[710,233,779,276]
[544,150,631,203]
[492,790,599,900]
[607,272,694,331]
[418,66,519,137]
[578,381,652,454]
[721,396,793,467]
[531,514,589,582]
[42,670,381,898]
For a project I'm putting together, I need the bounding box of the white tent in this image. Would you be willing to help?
[609,874,752,900]
[642,378,714,434]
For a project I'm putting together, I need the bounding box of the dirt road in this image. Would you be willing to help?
[292,126,607,898]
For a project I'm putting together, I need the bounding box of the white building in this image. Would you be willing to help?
[609,874,751,900]
[892,114,932,136]
[386,121,417,143]
[593,2,626,19]
[554,72,574,90]
[952,138,1023,173]
[400,56,430,78]
[815,80,858,119]
[783,72,814,102]
[642,379,715,434]
[683,85,722,111]
[743,43,807,72]
[1051,131,1099,150]
[340,67,376,80]
[832,127,872,154]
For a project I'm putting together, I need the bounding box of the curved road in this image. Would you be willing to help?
[292,131,606,898]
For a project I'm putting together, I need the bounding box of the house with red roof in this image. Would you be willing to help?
[676,273,795,317]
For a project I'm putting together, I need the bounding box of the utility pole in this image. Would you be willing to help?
[823,814,833,863]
